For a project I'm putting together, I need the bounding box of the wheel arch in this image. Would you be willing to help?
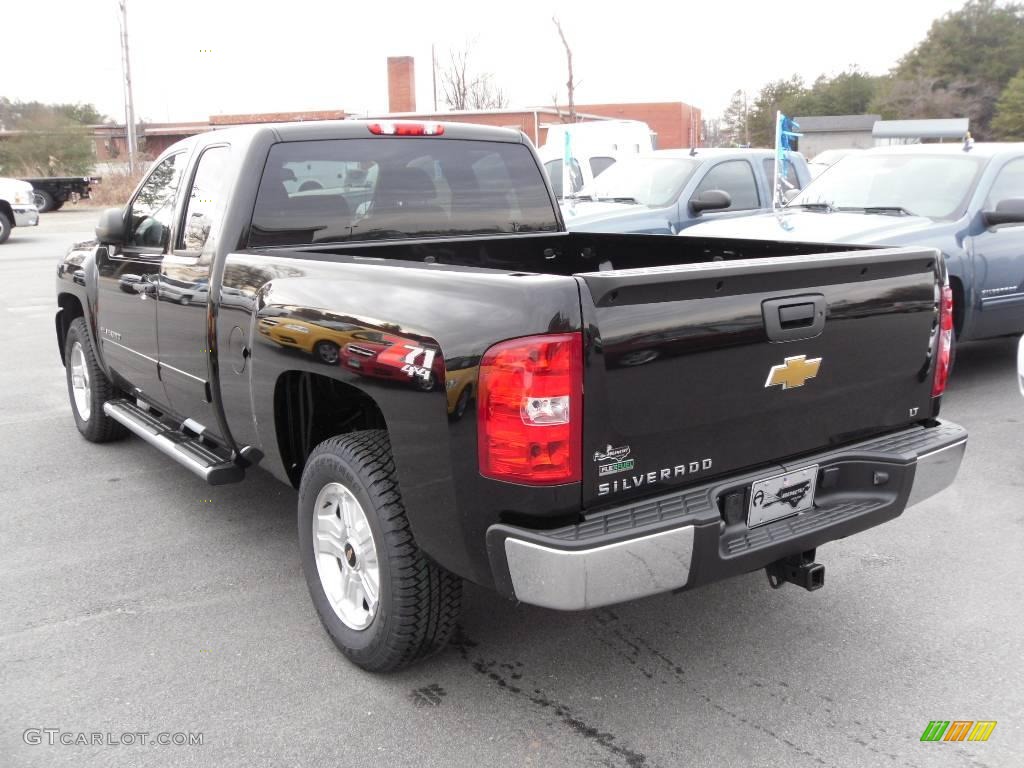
[56,292,86,365]
[273,370,387,487]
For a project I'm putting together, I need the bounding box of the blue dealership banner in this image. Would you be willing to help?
[773,111,802,207]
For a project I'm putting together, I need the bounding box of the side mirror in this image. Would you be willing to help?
[96,207,127,244]
[983,198,1024,226]
[690,189,732,215]
[783,188,801,203]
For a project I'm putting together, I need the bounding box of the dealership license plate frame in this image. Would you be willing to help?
[747,465,819,527]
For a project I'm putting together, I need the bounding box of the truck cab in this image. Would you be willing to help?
[561,148,810,235]
[0,177,40,244]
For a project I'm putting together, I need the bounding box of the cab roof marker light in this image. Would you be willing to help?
[367,122,445,136]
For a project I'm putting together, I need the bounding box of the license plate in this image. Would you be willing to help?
[747,465,818,527]
[347,359,362,369]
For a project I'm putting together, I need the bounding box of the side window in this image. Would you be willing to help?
[590,156,616,177]
[544,160,563,197]
[127,153,184,249]
[762,158,802,197]
[986,157,1024,208]
[180,146,230,254]
[543,158,583,197]
[696,160,760,210]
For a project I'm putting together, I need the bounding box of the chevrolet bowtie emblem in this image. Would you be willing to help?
[765,355,822,390]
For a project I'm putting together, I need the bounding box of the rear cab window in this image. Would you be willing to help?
[249,138,559,247]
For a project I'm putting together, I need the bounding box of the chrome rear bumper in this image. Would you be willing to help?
[504,526,695,611]
[491,420,967,611]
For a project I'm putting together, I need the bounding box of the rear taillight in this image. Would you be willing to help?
[932,283,954,397]
[478,333,583,485]
[367,121,444,136]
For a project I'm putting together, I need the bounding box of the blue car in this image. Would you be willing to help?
[560,148,811,235]
[681,143,1024,342]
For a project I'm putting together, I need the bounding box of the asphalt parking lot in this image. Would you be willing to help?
[1,209,1022,768]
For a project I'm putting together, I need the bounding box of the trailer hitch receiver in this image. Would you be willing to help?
[766,550,825,591]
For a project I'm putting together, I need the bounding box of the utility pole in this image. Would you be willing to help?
[743,90,750,146]
[118,0,138,172]
[431,44,438,112]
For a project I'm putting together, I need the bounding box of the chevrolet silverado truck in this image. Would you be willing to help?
[55,120,967,672]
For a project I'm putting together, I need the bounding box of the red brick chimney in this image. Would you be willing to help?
[387,57,416,113]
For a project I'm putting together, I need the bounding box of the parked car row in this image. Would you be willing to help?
[559,148,811,235]
[680,143,1024,343]
[561,142,1024,344]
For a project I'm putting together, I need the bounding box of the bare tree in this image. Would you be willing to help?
[552,17,579,123]
[469,73,508,110]
[439,42,508,111]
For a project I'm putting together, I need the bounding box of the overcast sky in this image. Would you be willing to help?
[7,0,967,125]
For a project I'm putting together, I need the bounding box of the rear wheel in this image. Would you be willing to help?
[450,386,471,420]
[0,212,10,244]
[33,189,56,213]
[64,318,127,442]
[314,340,339,365]
[298,431,462,672]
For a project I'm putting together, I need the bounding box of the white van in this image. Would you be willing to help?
[538,120,655,198]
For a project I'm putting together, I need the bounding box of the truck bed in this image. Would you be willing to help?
[256,231,941,510]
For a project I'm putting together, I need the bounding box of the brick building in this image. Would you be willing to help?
[88,56,701,163]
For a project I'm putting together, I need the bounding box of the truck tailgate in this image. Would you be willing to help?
[576,247,942,508]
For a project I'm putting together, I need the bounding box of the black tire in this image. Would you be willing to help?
[0,212,10,244]
[64,318,128,442]
[314,340,340,365]
[450,386,471,420]
[33,189,56,213]
[298,431,462,672]
[53,200,66,211]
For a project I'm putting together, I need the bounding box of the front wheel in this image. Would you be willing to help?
[298,431,462,672]
[64,318,127,442]
[0,212,11,244]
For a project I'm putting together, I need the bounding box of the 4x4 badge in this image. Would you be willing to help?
[765,355,822,390]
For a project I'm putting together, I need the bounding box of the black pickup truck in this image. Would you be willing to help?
[55,120,967,672]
